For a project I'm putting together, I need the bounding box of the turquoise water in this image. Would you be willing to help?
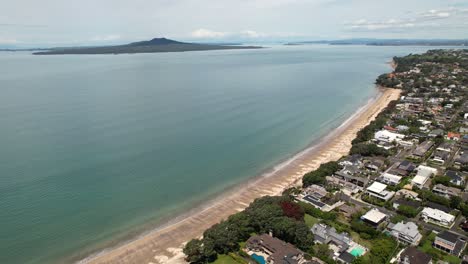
[0,45,445,263]
[350,247,366,257]
[251,253,266,264]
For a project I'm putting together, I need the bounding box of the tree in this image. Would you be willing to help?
[302,161,340,187]
[397,205,419,218]
[183,239,205,263]
[450,196,462,209]
[280,201,305,220]
[350,143,389,157]
[368,237,397,264]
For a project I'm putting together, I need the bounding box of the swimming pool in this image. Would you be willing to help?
[251,253,266,264]
[350,247,366,257]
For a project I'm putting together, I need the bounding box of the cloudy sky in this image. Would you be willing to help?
[1,0,468,46]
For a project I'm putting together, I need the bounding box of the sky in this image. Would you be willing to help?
[1,0,468,47]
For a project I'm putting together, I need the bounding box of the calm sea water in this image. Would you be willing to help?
[0,45,443,263]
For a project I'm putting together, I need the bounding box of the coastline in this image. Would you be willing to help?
[79,86,401,264]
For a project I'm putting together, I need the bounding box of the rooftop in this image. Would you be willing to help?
[367,181,387,193]
[361,209,387,224]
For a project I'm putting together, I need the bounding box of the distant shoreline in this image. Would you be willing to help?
[32,38,262,55]
[76,86,401,264]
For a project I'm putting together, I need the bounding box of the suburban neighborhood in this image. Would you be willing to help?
[184,49,468,264]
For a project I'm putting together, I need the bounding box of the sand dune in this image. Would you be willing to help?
[82,87,401,264]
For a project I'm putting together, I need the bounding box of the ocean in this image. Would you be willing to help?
[0,45,444,263]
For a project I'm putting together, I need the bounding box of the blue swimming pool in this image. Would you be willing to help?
[350,247,365,257]
[251,253,266,264]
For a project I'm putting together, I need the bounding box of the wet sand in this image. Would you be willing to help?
[82,87,401,264]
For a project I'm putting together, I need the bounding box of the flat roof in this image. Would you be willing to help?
[367,181,387,193]
[412,175,429,185]
[361,209,387,223]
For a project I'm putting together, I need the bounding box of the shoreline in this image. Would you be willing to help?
[80,87,401,264]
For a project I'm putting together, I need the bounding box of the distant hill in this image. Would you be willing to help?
[33,38,262,55]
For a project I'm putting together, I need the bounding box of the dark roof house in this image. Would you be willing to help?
[399,246,432,264]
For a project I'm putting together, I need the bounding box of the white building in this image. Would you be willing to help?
[361,209,387,226]
[379,173,402,185]
[388,221,422,245]
[374,130,405,143]
[366,182,395,201]
[411,165,437,189]
[420,207,455,227]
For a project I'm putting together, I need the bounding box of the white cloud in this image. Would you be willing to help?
[420,9,451,19]
[239,30,265,38]
[190,28,273,39]
[191,28,227,38]
[346,19,417,31]
[0,37,18,44]
[345,7,468,32]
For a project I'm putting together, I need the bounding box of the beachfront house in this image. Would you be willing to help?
[245,234,308,264]
[365,182,395,201]
[387,221,422,245]
[374,130,405,148]
[311,223,351,252]
[420,207,455,227]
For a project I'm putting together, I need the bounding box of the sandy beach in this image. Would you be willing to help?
[82,87,401,264]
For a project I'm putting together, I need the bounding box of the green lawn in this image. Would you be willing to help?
[212,254,241,264]
[418,232,461,264]
[304,214,320,227]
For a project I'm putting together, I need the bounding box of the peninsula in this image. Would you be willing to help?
[32,38,262,55]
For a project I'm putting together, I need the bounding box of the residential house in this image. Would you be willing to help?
[455,153,468,167]
[311,223,352,253]
[374,130,405,144]
[412,141,434,158]
[420,207,455,227]
[378,172,402,186]
[337,252,355,264]
[445,170,465,186]
[447,132,461,141]
[245,234,307,264]
[333,170,368,188]
[339,154,362,167]
[361,209,387,226]
[391,160,417,176]
[434,231,466,256]
[388,221,422,245]
[326,176,360,194]
[399,247,432,264]
[365,158,385,172]
[432,150,450,164]
[432,184,461,199]
[411,166,437,189]
[337,204,361,219]
[366,182,395,201]
[428,129,444,138]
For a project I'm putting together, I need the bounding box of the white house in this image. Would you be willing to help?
[361,209,387,226]
[379,173,402,186]
[421,207,455,227]
[366,182,395,201]
[411,166,437,189]
[388,221,422,245]
[374,130,405,144]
